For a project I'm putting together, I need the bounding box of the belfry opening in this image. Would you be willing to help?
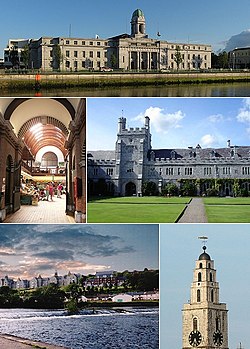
[0,98,86,223]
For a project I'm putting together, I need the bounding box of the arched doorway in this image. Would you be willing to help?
[5,155,13,214]
[125,182,136,196]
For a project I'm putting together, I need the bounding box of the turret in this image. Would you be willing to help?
[118,117,126,133]
[145,116,150,130]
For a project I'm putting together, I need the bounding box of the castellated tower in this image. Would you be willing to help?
[115,116,151,196]
[182,246,228,349]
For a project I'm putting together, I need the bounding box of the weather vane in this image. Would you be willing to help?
[198,236,208,248]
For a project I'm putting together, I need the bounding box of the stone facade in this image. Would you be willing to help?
[88,117,250,197]
[228,47,250,69]
[4,9,211,71]
[182,247,228,349]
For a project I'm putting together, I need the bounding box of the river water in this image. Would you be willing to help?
[0,307,158,349]
[2,82,250,97]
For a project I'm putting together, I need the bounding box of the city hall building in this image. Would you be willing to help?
[3,9,211,71]
[88,116,250,197]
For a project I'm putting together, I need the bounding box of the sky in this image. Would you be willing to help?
[160,224,250,349]
[87,97,250,151]
[0,224,159,279]
[1,0,250,56]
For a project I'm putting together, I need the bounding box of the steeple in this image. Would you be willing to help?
[182,242,228,349]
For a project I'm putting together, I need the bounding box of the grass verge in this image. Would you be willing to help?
[203,197,250,222]
[87,196,190,223]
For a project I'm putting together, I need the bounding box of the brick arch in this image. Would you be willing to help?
[4,98,75,121]
[18,116,69,139]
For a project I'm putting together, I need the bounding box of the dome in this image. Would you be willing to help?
[198,246,211,260]
[132,9,144,19]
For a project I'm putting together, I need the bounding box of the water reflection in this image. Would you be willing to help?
[1,82,250,97]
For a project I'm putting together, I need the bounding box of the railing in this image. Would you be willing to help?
[22,162,66,175]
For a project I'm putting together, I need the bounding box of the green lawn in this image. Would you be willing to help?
[203,197,250,223]
[87,196,190,223]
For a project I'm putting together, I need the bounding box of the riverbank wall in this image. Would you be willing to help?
[0,333,67,349]
[1,71,250,91]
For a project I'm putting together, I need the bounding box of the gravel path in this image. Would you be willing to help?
[0,334,68,349]
[177,197,208,223]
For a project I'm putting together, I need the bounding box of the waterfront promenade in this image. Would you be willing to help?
[0,334,67,348]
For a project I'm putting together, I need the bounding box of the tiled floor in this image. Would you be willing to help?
[4,195,75,224]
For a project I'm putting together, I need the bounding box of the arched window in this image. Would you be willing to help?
[41,152,58,168]
[210,272,213,282]
[197,289,201,302]
[208,263,211,269]
[199,263,202,268]
[211,289,214,302]
[193,317,198,331]
[198,272,202,282]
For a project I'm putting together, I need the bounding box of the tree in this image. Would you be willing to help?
[174,45,183,70]
[9,47,19,68]
[217,51,229,69]
[53,44,63,70]
[180,180,197,196]
[142,181,159,196]
[162,183,179,196]
[110,53,117,69]
[21,45,29,68]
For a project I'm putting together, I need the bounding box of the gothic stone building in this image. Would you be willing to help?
[182,246,228,349]
[88,117,250,197]
[4,9,211,71]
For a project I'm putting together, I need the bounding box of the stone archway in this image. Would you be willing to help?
[125,182,136,196]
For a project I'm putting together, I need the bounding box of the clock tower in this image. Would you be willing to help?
[182,245,228,349]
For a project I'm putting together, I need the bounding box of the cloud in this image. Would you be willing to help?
[133,106,185,133]
[224,30,250,52]
[208,114,225,123]
[0,248,18,256]
[237,98,250,123]
[33,250,75,261]
[200,134,217,148]
[0,225,137,278]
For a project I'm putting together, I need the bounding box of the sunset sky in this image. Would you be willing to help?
[0,224,159,279]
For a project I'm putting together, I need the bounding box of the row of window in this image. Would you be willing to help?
[197,272,213,282]
[170,53,207,60]
[193,316,221,332]
[65,50,107,58]
[169,62,206,69]
[197,289,214,303]
[170,45,209,51]
[65,60,104,69]
[93,166,250,177]
[64,40,107,46]
[242,167,250,175]
[157,166,250,176]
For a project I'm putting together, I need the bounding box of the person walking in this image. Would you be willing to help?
[57,183,62,198]
[45,183,50,201]
[49,182,54,201]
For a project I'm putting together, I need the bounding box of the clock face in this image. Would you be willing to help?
[189,330,202,347]
[213,330,223,346]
